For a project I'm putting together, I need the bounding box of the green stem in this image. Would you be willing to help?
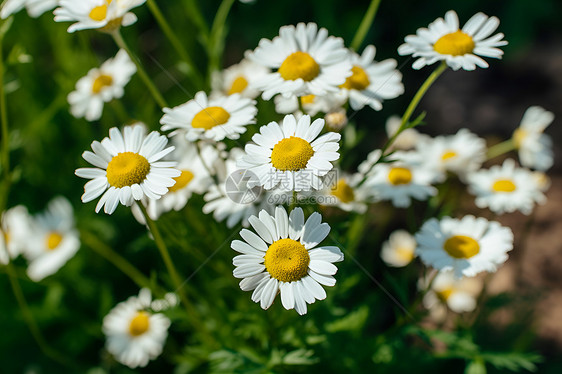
[111,31,168,109]
[486,138,515,160]
[208,0,236,77]
[183,0,210,40]
[137,203,215,345]
[0,29,10,211]
[382,61,447,155]
[146,0,204,87]
[80,230,160,294]
[350,0,382,51]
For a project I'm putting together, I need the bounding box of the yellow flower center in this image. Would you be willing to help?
[436,287,454,303]
[512,128,527,149]
[89,0,112,22]
[332,179,355,203]
[278,51,320,82]
[192,106,231,130]
[395,247,415,263]
[2,230,9,244]
[92,74,114,94]
[228,76,248,95]
[340,65,370,90]
[441,150,457,161]
[46,232,63,251]
[106,152,151,188]
[492,179,516,192]
[169,170,194,192]
[443,235,480,259]
[388,167,412,185]
[433,30,475,56]
[129,311,150,337]
[300,94,316,105]
[270,136,314,171]
[264,238,310,282]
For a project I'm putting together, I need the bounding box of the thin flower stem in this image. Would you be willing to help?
[80,230,162,295]
[0,28,10,211]
[183,0,210,40]
[486,138,515,160]
[137,203,216,345]
[208,0,236,77]
[381,61,448,155]
[111,31,168,109]
[350,0,383,51]
[145,0,204,88]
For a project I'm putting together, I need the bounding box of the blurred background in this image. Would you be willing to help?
[1,0,561,372]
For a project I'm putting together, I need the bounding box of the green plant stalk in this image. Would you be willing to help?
[112,31,168,109]
[183,0,210,41]
[486,138,515,160]
[208,0,236,77]
[137,203,216,345]
[80,230,160,294]
[350,0,382,51]
[381,61,448,155]
[146,0,204,88]
[0,30,9,211]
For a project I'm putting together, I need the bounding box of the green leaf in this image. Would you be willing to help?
[480,352,542,372]
[282,349,318,366]
[325,305,369,334]
[465,359,487,374]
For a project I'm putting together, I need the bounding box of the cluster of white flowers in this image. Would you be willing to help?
[4,1,551,368]
[1,196,80,281]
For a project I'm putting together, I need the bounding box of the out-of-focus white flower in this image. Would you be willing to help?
[380,229,416,267]
[103,288,170,368]
[0,205,31,264]
[467,158,546,215]
[1,0,57,19]
[68,49,136,122]
[211,56,269,99]
[513,106,554,171]
[416,215,513,278]
[23,197,80,281]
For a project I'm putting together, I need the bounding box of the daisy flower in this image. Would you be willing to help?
[319,172,369,213]
[239,114,341,192]
[364,151,438,208]
[160,91,257,142]
[103,288,171,368]
[380,229,417,268]
[54,0,146,33]
[416,129,486,182]
[68,49,136,122]
[340,45,404,111]
[415,215,513,278]
[466,159,546,215]
[1,0,57,18]
[512,106,554,171]
[248,22,352,100]
[398,10,508,71]
[211,56,269,99]
[421,270,482,318]
[0,205,31,264]
[385,115,425,151]
[23,197,80,282]
[75,124,181,215]
[232,206,344,315]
